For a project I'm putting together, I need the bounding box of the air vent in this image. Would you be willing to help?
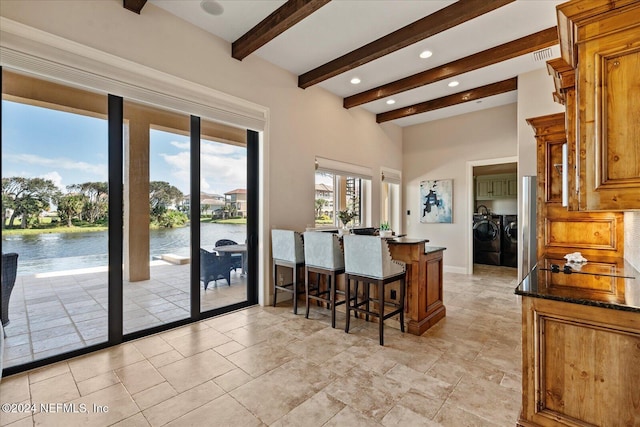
[532,48,553,63]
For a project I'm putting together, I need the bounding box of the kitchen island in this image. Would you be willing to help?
[387,238,446,335]
[515,258,640,427]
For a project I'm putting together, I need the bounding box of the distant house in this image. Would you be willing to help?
[315,183,333,217]
[224,189,247,218]
[182,192,225,216]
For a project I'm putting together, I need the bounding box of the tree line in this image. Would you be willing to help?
[2,177,187,229]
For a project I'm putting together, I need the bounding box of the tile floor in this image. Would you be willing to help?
[2,262,247,367]
[0,264,521,426]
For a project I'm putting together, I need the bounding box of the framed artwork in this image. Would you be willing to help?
[420,179,453,223]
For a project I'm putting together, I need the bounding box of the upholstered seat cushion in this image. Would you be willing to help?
[343,235,405,279]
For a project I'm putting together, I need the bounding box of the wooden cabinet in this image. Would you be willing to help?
[526,113,624,259]
[475,174,517,200]
[555,0,640,210]
[518,296,640,427]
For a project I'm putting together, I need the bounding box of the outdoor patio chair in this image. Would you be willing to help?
[214,239,243,272]
[1,252,19,337]
[200,248,232,290]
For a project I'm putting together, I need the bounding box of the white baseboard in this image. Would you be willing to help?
[444,265,469,274]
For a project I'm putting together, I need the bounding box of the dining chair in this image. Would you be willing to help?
[303,231,346,328]
[343,235,406,345]
[199,248,233,289]
[271,229,305,314]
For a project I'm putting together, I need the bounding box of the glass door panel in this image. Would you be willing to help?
[2,71,109,368]
[199,120,248,312]
[122,101,190,334]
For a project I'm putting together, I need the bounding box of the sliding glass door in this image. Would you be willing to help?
[1,69,258,374]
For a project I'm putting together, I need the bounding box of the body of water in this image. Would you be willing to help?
[2,223,246,275]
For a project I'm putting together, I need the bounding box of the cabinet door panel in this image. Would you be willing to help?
[604,50,640,182]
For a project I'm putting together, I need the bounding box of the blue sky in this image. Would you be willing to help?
[2,100,246,196]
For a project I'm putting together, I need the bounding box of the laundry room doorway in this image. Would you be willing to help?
[466,156,518,274]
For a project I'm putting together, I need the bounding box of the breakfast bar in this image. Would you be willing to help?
[387,238,446,335]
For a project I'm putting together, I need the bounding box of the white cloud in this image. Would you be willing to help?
[4,153,107,177]
[41,171,64,190]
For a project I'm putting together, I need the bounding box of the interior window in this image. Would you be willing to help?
[315,170,370,228]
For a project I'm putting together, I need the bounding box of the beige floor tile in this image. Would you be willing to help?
[0,374,30,403]
[213,368,253,392]
[68,343,145,382]
[110,412,151,427]
[115,360,165,395]
[32,383,138,427]
[142,381,224,427]
[226,341,296,377]
[28,362,70,385]
[271,391,345,427]
[322,367,409,421]
[394,390,445,420]
[433,402,500,427]
[214,340,245,357]
[230,365,319,424]
[223,324,298,348]
[164,327,232,357]
[323,406,383,427]
[157,350,235,393]
[131,335,174,359]
[131,381,177,411]
[30,371,80,404]
[444,375,521,425]
[147,349,184,368]
[76,372,120,396]
[384,364,454,401]
[381,405,440,426]
[164,394,263,427]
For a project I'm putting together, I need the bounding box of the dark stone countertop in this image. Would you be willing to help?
[515,257,640,313]
[424,246,446,254]
[386,237,429,245]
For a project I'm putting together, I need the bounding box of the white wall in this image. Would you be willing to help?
[403,103,517,272]
[0,1,403,303]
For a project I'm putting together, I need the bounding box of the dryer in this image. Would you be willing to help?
[502,215,517,268]
[473,214,502,265]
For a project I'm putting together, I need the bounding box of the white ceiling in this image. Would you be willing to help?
[149,0,564,127]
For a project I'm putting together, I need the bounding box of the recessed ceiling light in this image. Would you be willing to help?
[419,50,433,59]
[200,0,224,16]
[448,81,459,87]
[350,77,361,85]
[386,99,396,105]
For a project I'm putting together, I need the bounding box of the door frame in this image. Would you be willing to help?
[466,156,517,274]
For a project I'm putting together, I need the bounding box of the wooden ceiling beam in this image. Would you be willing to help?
[232,0,331,61]
[345,26,557,109]
[376,77,517,123]
[123,0,147,14]
[298,0,514,89]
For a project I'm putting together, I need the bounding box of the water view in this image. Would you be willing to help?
[2,222,246,275]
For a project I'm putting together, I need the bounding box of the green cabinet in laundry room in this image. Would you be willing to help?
[476,174,517,200]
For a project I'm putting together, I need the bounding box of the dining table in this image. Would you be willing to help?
[214,244,247,275]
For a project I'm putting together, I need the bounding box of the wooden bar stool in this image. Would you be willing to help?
[271,229,305,314]
[343,235,406,346]
[303,231,346,328]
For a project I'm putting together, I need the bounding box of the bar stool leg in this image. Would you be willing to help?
[365,281,370,322]
[399,278,405,333]
[293,265,298,315]
[378,280,384,346]
[345,277,351,334]
[329,273,336,328]
[305,267,311,319]
[273,262,278,307]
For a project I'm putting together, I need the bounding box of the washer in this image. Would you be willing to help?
[473,214,502,265]
[502,215,517,268]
